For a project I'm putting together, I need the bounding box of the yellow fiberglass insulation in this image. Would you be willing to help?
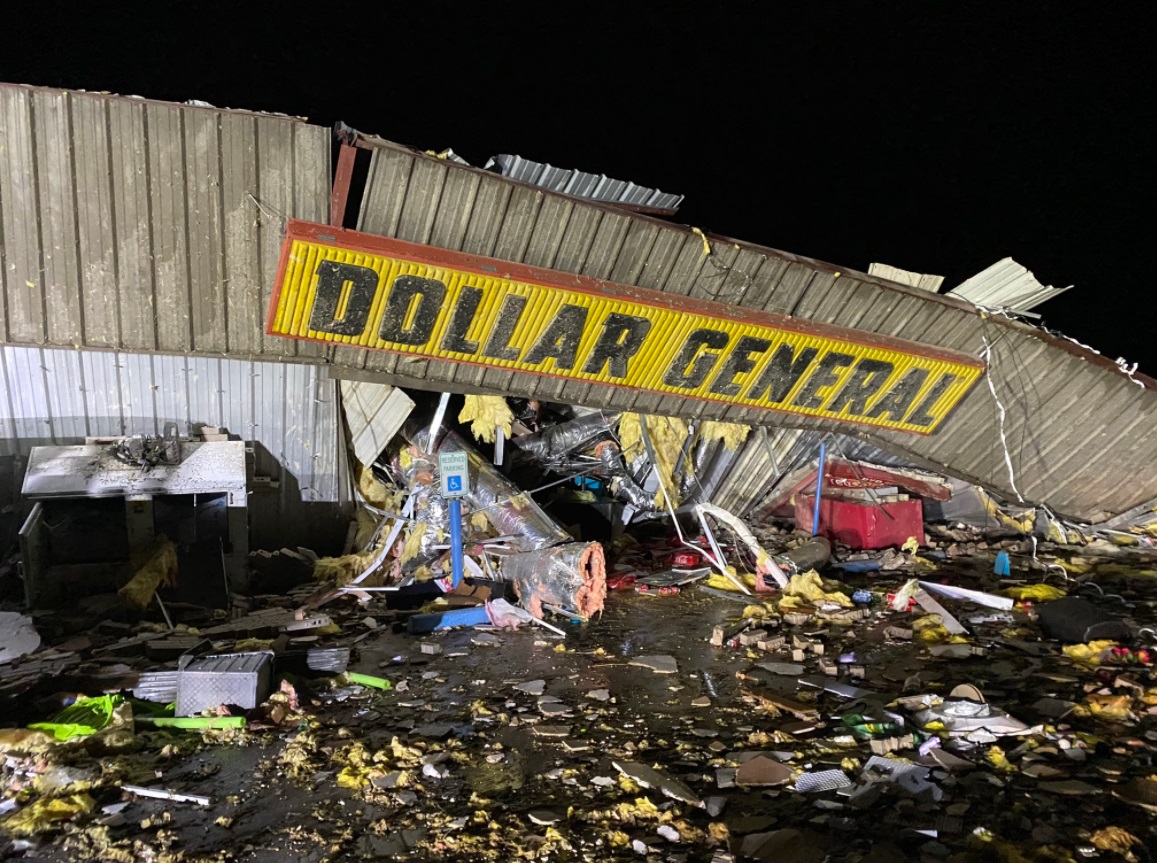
[355,464,396,510]
[314,473,410,586]
[401,522,432,563]
[313,508,393,587]
[619,412,688,508]
[781,569,854,608]
[2,794,95,836]
[118,537,178,609]
[313,547,383,587]
[459,395,513,444]
[698,421,751,451]
[1062,640,1118,667]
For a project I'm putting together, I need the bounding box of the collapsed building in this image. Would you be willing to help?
[1,82,1156,860]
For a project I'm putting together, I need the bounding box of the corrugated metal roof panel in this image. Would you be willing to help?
[0,346,350,551]
[948,257,1070,313]
[485,154,684,213]
[349,137,1157,521]
[868,263,945,292]
[339,381,415,467]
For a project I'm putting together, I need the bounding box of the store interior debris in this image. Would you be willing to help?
[3,389,1157,863]
[0,81,1156,862]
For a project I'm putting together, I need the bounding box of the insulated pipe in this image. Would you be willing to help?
[395,449,451,566]
[812,441,827,537]
[594,441,658,511]
[461,444,572,551]
[512,412,657,510]
[513,412,621,461]
[404,421,571,553]
[501,541,607,619]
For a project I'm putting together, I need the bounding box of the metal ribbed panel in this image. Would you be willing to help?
[350,138,1157,521]
[0,86,41,343]
[79,351,123,437]
[708,427,923,516]
[868,263,944,293]
[0,82,329,357]
[340,380,415,467]
[949,258,1069,313]
[0,83,1152,522]
[0,346,349,551]
[487,154,684,212]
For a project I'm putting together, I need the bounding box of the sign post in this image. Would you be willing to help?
[438,451,470,588]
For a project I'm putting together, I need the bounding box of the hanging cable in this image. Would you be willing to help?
[979,324,1025,503]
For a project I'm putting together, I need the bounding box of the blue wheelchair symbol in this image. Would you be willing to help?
[447,475,462,493]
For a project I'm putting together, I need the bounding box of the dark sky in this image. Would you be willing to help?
[4,4,1154,370]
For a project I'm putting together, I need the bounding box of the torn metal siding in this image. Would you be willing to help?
[486,154,684,212]
[350,138,1157,521]
[867,263,944,293]
[698,428,920,516]
[948,258,1069,313]
[340,381,415,467]
[0,82,330,357]
[0,346,350,551]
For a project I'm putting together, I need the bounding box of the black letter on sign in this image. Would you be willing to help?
[523,304,589,370]
[906,372,958,427]
[662,329,730,390]
[866,368,928,420]
[440,286,484,355]
[826,358,895,416]
[378,275,446,346]
[582,313,652,379]
[747,343,819,403]
[308,260,378,336]
[710,336,772,397]
[481,295,528,361]
[793,352,855,409]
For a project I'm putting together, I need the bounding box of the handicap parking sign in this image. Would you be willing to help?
[438,451,469,498]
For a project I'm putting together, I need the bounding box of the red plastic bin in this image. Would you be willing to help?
[795,493,924,550]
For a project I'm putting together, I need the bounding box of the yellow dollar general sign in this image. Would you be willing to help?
[269,221,984,434]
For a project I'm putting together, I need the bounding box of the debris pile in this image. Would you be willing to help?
[2,392,1156,860]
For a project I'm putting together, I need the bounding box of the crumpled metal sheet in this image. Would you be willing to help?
[795,769,853,793]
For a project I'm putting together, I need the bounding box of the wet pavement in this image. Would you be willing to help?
[4,552,1157,862]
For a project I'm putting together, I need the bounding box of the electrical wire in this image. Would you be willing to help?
[979,325,1025,503]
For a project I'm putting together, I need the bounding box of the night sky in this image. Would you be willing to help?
[4,4,1153,371]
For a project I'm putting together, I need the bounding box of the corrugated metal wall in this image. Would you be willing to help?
[0,83,329,358]
[0,346,350,552]
[693,428,932,516]
[344,137,1157,522]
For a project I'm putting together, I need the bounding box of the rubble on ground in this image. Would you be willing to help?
[2,398,1156,862]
